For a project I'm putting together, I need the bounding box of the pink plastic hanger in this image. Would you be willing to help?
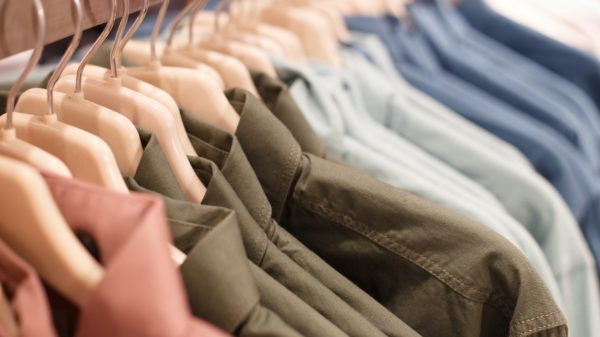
[0,0,104,308]
[59,0,199,158]
[124,0,240,133]
[162,0,260,94]
[0,0,71,179]
[17,0,143,176]
[54,0,207,203]
[0,0,127,192]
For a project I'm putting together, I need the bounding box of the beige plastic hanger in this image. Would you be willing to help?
[217,2,287,58]
[17,0,143,176]
[189,0,278,77]
[0,0,104,308]
[59,0,199,158]
[55,0,206,203]
[295,0,352,42]
[259,0,342,66]
[124,0,240,133]
[235,0,308,63]
[0,0,127,192]
[0,156,104,307]
[0,0,72,179]
[162,0,259,94]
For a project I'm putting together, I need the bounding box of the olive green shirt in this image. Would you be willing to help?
[226,87,568,337]
[179,109,421,337]
[120,183,304,337]
[125,130,347,337]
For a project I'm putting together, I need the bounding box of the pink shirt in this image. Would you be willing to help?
[43,173,231,337]
[0,240,57,337]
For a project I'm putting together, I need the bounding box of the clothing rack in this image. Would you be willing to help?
[0,0,162,59]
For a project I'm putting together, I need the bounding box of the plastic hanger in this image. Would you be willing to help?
[190,0,278,77]
[216,2,287,58]
[234,0,308,63]
[0,0,72,179]
[0,0,127,192]
[0,156,104,308]
[0,0,104,308]
[17,0,143,176]
[259,1,342,66]
[162,0,259,94]
[124,0,240,133]
[54,0,207,203]
[59,0,199,158]
[294,0,352,42]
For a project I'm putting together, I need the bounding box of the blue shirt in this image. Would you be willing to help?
[345,32,600,337]
[457,0,600,111]
[406,0,600,173]
[345,18,600,330]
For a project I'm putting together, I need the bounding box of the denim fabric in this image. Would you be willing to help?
[345,16,600,337]
[457,0,600,112]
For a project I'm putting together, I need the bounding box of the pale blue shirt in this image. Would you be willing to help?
[272,56,562,307]
[345,32,600,337]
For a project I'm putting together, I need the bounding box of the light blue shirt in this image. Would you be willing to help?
[345,32,600,337]
[272,56,562,307]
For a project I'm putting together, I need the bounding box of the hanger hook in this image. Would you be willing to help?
[188,0,209,45]
[164,0,198,51]
[150,0,169,65]
[5,0,46,129]
[109,0,130,78]
[74,0,117,93]
[214,0,235,35]
[45,0,83,116]
[117,0,149,68]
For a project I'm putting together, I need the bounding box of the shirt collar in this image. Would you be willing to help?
[180,110,273,229]
[41,173,199,337]
[123,178,261,334]
[250,72,326,157]
[0,240,57,337]
[128,129,269,264]
[227,89,303,222]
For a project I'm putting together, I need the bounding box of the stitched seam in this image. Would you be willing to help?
[256,237,269,267]
[514,311,563,326]
[276,139,301,220]
[300,201,504,304]
[259,198,271,230]
[168,220,213,230]
[513,319,566,337]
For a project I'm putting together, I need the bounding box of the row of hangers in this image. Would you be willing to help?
[0,0,408,329]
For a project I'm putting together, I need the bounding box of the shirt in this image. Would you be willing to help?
[345,16,600,288]
[125,129,350,337]
[487,0,600,57]
[457,0,600,112]
[324,35,600,336]
[336,34,534,171]
[123,178,306,337]
[271,55,561,296]
[229,88,568,337]
[41,172,230,337]
[0,240,57,337]
[407,0,600,172]
[180,110,423,337]
[429,0,600,158]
